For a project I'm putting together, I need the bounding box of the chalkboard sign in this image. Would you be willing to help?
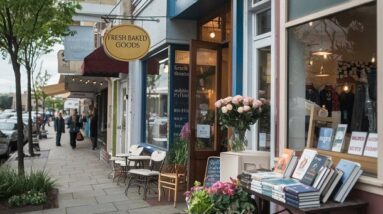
[204,156,220,187]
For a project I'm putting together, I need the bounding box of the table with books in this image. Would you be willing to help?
[238,148,368,214]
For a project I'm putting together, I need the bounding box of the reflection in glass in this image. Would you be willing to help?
[287,4,377,176]
[288,0,350,21]
[146,58,169,148]
[195,48,217,151]
[257,47,271,151]
[257,9,271,35]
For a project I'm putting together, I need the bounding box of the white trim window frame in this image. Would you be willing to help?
[243,0,276,167]
[279,0,383,194]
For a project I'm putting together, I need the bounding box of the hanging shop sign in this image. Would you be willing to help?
[103,24,151,61]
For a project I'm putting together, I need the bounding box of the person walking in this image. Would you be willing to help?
[67,109,82,149]
[54,112,65,146]
[90,108,98,150]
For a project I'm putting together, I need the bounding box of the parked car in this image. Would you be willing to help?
[0,112,15,119]
[0,121,28,151]
[9,115,38,134]
[0,130,12,156]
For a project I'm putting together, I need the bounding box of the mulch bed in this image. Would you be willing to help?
[0,188,58,214]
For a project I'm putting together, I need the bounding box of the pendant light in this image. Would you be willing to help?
[312,20,332,58]
[315,65,329,77]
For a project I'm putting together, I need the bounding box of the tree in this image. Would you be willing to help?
[0,0,79,174]
[33,68,51,134]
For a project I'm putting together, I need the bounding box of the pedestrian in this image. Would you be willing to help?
[90,108,98,150]
[67,109,82,149]
[54,112,65,146]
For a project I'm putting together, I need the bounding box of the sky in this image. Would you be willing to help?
[0,43,63,94]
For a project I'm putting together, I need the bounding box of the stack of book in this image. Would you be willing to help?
[250,172,282,194]
[333,159,363,203]
[261,178,299,202]
[284,183,321,209]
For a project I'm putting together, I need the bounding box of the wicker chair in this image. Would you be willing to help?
[158,164,187,207]
[125,150,167,200]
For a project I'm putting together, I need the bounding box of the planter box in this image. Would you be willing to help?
[220,151,270,182]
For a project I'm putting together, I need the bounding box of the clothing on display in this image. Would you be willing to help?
[319,85,339,117]
[306,84,320,105]
[339,91,354,132]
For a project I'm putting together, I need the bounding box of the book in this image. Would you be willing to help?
[285,192,321,201]
[313,167,329,189]
[317,127,333,150]
[284,156,298,178]
[284,183,320,197]
[348,132,368,155]
[318,168,334,195]
[274,148,295,174]
[332,124,348,152]
[292,149,318,180]
[262,178,299,192]
[251,172,283,181]
[285,197,320,206]
[363,133,378,158]
[336,169,363,203]
[333,159,361,201]
[301,154,329,186]
[321,169,343,203]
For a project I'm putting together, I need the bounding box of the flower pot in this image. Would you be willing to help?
[229,128,247,152]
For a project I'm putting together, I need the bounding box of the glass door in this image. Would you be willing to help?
[117,82,127,154]
[188,40,223,187]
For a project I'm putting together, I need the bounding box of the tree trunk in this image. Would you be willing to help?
[11,58,25,176]
[27,67,34,156]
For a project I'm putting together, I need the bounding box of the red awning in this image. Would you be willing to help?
[82,46,129,77]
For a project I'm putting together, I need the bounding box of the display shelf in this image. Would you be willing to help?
[311,148,377,175]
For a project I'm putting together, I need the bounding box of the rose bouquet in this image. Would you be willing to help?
[185,179,255,214]
[215,95,266,151]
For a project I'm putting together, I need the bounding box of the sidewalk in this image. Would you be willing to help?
[4,126,187,214]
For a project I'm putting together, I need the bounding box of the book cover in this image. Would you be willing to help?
[321,169,343,203]
[262,178,299,192]
[333,159,361,199]
[332,124,348,152]
[317,128,333,150]
[274,148,294,174]
[363,133,378,158]
[284,183,319,196]
[348,132,368,155]
[292,149,318,180]
[313,167,330,189]
[301,154,328,186]
[251,172,283,181]
[284,156,298,178]
[285,192,321,201]
[336,169,363,203]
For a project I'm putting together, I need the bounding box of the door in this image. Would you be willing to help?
[117,82,127,154]
[188,40,223,188]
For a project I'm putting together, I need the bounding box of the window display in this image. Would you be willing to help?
[287,3,377,175]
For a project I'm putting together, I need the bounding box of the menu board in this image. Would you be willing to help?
[173,63,189,134]
[204,156,220,187]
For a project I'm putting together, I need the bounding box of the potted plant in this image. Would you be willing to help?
[215,95,267,152]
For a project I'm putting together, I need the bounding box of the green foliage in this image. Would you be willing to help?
[8,190,47,207]
[188,189,214,214]
[169,137,188,165]
[0,168,56,200]
[45,97,64,112]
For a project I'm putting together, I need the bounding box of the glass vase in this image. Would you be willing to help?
[229,128,247,152]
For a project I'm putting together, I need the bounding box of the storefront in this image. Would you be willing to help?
[279,0,383,212]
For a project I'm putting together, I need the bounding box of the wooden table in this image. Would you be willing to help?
[243,187,368,214]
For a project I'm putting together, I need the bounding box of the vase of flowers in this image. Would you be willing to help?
[215,95,266,152]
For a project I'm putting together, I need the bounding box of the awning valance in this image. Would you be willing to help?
[42,83,68,96]
[82,46,129,77]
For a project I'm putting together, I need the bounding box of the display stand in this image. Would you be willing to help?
[243,187,368,214]
[306,105,377,175]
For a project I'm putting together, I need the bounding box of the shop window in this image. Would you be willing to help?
[256,9,271,35]
[288,0,351,21]
[257,47,271,151]
[145,52,169,149]
[287,4,377,176]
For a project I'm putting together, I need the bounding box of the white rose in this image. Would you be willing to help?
[243,105,251,112]
[226,104,233,111]
[222,106,228,113]
[237,107,244,113]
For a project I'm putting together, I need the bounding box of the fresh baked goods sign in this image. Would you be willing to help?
[103,24,150,61]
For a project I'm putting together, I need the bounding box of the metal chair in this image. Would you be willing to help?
[113,145,144,184]
[125,150,166,200]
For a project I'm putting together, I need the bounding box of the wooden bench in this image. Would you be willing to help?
[243,187,368,214]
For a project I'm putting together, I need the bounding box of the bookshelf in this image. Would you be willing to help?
[306,106,377,176]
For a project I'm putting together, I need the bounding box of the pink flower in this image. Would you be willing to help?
[226,104,233,111]
[243,105,251,112]
[252,99,263,108]
[180,122,190,140]
[224,96,233,103]
[243,97,250,106]
[215,100,222,108]
[237,107,244,113]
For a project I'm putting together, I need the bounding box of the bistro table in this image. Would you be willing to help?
[243,187,368,214]
[128,155,151,168]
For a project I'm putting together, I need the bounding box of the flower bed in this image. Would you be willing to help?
[185,179,256,214]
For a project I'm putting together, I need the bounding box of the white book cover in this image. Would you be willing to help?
[292,149,318,180]
[363,133,378,158]
[332,124,348,152]
[348,132,368,155]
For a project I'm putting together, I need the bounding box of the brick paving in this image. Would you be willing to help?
[4,126,187,214]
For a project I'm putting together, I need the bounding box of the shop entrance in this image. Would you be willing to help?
[187,40,229,187]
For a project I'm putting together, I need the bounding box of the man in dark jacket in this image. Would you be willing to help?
[67,109,82,149]
[54,112,65,146]
[90,108,98,150]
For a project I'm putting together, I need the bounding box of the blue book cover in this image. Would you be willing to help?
[301,154,328,186]
[284,183,319,196]
[334,159,360,198]
[317,128,333,150]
